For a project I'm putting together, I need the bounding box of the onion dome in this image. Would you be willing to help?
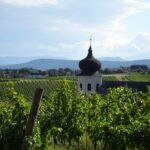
[79,45,101,76]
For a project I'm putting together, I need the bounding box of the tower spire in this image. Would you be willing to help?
[88,35,92,55]
[90,35,92,46]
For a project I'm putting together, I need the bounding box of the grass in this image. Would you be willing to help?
[102,75,118,81]
[102,72,150,82]
[125,72,150,82]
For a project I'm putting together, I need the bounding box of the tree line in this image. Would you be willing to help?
[0,65,149,78]
[0,68,79,78]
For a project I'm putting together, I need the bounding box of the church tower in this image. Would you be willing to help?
[77,38,102,93]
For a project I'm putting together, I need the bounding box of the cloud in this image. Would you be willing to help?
[113,33,150,59]
[0,0,150,60]
[45,0,150,45]
[111,0,150,31]
[44,35,130,60]
[47,22,106,37]
[0,0,58,6]
[50,32,150,60]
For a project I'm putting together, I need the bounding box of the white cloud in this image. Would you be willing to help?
[45,0,150,54]
[51,32,150,60]
[114,33,150,59]
[47,19,105,35]
[0,0,58,6]
[47,35,130,59]
[111,0,150,31]
[1,0,150,60]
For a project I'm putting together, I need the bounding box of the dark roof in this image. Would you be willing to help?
[78,45,101,76]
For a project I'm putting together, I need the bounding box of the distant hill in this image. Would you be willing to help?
[100,57,125,61]
[0,59,78,70]
[0,58,150,70]
[102,59,150,69]
[0,56,125,65]
[0,56,67,65]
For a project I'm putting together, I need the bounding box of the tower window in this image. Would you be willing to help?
[80,83,82,89]
[96,84,99,92]
[88,83,91,91]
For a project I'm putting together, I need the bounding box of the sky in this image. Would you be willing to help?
[0,0,150,60]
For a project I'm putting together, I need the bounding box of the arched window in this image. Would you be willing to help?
[88,83,91,91]
[80,83,82,89]
[96,84,99,92]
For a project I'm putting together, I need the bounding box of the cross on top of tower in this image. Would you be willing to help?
[90,35,92,46]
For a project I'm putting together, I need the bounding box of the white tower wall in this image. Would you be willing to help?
[77,75,102,93]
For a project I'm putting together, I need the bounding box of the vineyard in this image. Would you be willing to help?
[0,79,76,101]
[0,80,150,150]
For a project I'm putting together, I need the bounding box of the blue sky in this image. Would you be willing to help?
[0,0,150,60]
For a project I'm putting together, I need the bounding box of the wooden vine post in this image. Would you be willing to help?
[22,88,43,150]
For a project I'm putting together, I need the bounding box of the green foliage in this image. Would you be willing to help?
[87,87,150,150]
[28,122,42,150]
[0,80,149,150]
[38,80,88,149]
[0,82,29,150]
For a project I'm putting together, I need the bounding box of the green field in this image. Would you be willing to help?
[0,78,76,101]
[102,75,118,81]
[0,80,56,100]
[103,72,150,82]
[0,73,149,101]
[125,72,150,82]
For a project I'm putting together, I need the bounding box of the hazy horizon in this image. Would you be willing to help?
[0,56,149,61]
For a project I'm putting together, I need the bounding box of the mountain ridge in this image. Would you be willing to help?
[0,58,150,70]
